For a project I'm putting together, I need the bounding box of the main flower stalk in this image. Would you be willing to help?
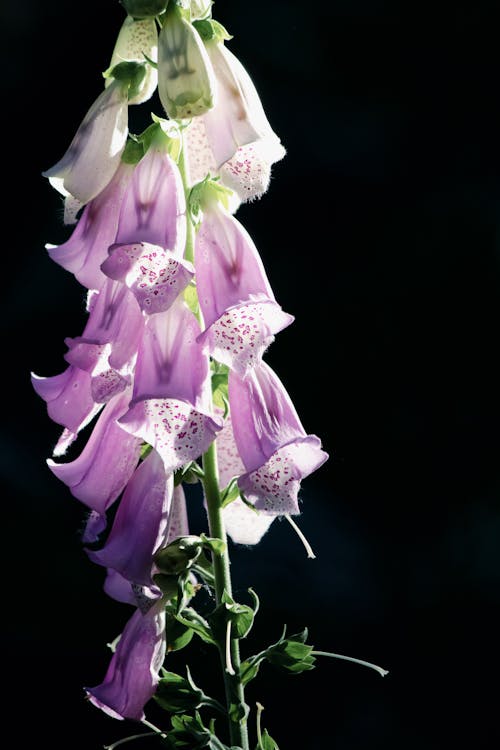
[179,138,249,749]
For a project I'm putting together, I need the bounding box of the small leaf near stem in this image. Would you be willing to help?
[284,514,316,559]
[312,650,389,678]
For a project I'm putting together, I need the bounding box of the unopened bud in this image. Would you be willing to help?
[154,535,202,574]
[121,0,169,19]
[158,5,216,119]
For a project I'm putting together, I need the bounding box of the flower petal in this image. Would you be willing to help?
[86,606,166,721]
[115,147,186,253]
[48,390,142,514]
[238,437,327,515]
[102,241,194,315]
[130,297,211,410]
[47,163,134,290]
[203,41,264,167]
[43,81,129,204]
[198,300,293,376]
[119,399,221,475]
[31,366,102,443]
[107,17,158,105]
[220,136,286,202]
[88,451,173,587]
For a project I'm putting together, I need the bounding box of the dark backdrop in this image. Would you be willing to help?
[2,1,500,748]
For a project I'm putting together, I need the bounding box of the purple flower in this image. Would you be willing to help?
[31,366,102,456]
[86,605,166,721]
[103,569,162,612]
[203,40,281,168]
[101,241,194,315]
[64,279,144,402]
[216,414,275,545]
[43,80,129,204]
[119,297,222,473]
[195,202,293,375]
[47,162,134,290]
[99,146,193,314]
[184,103,285,204]
[87,450,173,587]
[48,390,142,515]
[229,362,328,515]
[113,145,186,251]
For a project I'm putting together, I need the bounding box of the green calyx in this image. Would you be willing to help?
[121,116,182,165]
[107,60,147,100]
[189,176,233,218]
[120,0,169,19]
[193,18,232,43]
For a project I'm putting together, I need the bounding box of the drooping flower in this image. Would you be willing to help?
[195,196,293,375]
[216,414,275,545]
[202,37,281,168]
[106,16,158,105]
[86,605,166,721]
[113,138,186,251]
[100,142,194,314]
[42,79,130,204]
[31,366,102,456]
[64,279,144,402]
[47,162,134,290]
[158,5,216,120]
[184,115,285,204]
[119,296,222,474]
[229,362,328,515]
[87,450,173,587]
[48,389,142,515]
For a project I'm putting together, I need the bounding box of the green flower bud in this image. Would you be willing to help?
[154,535,202,574]
[120,0,169,19]
[106,16,158,105]
[158,4,216,119]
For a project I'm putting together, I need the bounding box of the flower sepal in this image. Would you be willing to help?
[106,60,148,101]
[120,0,169,19]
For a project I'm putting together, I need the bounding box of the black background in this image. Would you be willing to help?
[2,1,500,748]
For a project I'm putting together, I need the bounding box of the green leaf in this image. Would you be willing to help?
[259,730,280,750]
[240,659,261,686]
[192,552,215,588]
[220,477,240,508]
[166,612,194,652]
[208,591,255,640]
[155,670,204,713]
[200,533,226,556]
[175,608,217,646]
[228,701,249,723]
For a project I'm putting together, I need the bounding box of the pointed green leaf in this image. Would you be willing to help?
[166,612,194,652]
[259,729,280,750]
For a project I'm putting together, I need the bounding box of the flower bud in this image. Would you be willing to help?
[121,0,168,19]
[106,16,158,104]
[154,535,202,574]
[158,5,216,119]
[190,0,212,20]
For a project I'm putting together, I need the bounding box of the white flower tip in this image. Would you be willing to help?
[45,243,58,250]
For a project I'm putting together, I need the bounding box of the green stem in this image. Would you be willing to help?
[178,130,250,750]
[203,441,249,750]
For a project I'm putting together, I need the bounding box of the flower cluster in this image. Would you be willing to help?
[34,1,327,728]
